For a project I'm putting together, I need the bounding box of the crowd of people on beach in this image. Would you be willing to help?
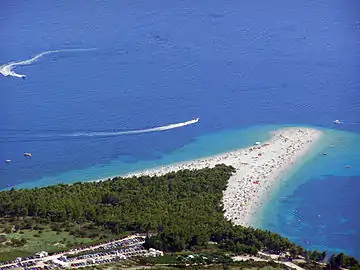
[126,128,322,227]
[222,128,321,226]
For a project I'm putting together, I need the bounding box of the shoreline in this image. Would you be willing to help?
[103,127,322,227]
[3,126,323,227]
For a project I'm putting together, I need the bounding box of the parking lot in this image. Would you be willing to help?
[0,234,156,269]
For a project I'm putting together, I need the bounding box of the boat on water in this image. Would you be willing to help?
[193,117,200,122]
[4,159,11,164]
[333,119,342,124]
[24,152,32,157]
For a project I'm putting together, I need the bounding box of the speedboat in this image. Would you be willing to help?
[4,159,11,164]
[24,152,32,157]
[333,119,342,124]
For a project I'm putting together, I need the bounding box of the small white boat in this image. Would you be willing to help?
[24,152,32,157]
[4,159,11,164]
[254,141,260,145]
[333,119,342,124]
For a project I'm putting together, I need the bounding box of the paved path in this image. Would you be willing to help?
[232,255,306,270]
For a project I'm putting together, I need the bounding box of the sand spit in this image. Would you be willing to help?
[122,127,323,227]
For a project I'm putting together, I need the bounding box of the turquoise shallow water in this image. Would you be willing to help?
[10,125,275,189]
[255,128,360,258]
[1,0,359,260]
[5,124,360,258]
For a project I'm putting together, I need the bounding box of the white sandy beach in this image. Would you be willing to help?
[121,127,323,227]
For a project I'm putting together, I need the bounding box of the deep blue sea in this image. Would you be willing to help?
[1,0,359,258]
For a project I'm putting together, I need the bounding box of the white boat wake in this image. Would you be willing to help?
[0,118,200,143]
[64,118,200,137]
[0,48,96,78]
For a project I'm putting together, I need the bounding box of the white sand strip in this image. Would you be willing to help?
[122,127,322,226]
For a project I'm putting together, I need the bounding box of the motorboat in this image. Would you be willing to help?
[333,119,342,124]
[24,152,32,157]
[4,159,11,164]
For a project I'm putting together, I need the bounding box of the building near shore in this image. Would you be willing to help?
[147,248,164,257]
[35,251,48,258]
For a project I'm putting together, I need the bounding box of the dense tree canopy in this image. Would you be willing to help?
[0,164,298,253]
[0,165,232,236]
[328,252,359,269]
[0,164,358,268]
